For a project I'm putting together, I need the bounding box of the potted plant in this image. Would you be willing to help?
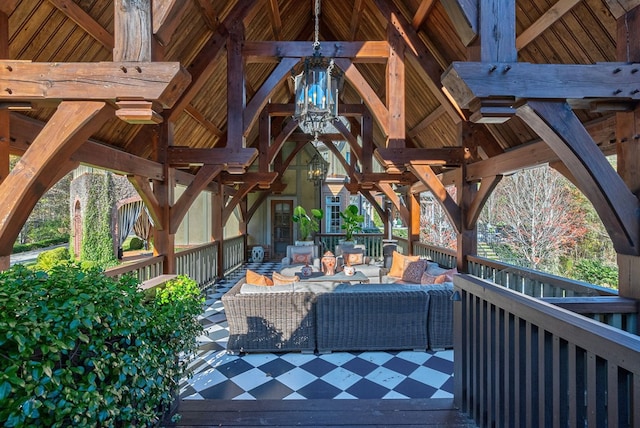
[292,205,324,243]
[340,204,364,242]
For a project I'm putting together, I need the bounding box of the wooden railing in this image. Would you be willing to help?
[453,274,640,428]
[317,233,385,259]
[412,241,457,268]
[466,255,617,298]
[222,235,245,276]
[176,242,218,288]
[105,255,164,282]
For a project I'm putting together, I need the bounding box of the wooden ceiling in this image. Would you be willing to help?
[0,0,630,170]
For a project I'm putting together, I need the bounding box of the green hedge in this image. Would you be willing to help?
[0,265,204,427]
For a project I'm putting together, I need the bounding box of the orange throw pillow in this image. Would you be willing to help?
[388,251,420,278]
[246,269,273,286]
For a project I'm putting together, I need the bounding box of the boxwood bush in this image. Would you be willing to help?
[0,264,204,427]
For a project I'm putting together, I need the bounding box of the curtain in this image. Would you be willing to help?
[133,207,153,249]
[118,201,143,248]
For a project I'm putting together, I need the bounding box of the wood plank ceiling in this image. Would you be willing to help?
[1,0,624,173]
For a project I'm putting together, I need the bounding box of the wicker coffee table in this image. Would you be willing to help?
[294,270,370,284]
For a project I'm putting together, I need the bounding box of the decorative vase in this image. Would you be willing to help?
[321,251,336,276]
[301,264,313,277]
[343,265,355,276]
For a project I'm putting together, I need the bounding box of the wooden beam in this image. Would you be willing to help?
[114,0,152,61]
[267,0,282,40]
[466,175,502,229]
[0,11,8,184]
[47,0,114,50]
[268,119,298,163]
[9,112,164,179]
[349,0,366,40]
[375,147,468,167]
[408,105,446,138]
[374,0,463,124]
[167,147,258,169]
[541,296,639,314]
[128,174,163,229]
[412,0,436,29]
[222,182,257,224]
[227,24,245,149]
[386,18,405,149]
[243,41,390,63]
[166,0,259,122]
[407,162,462,233]
[442,62,640,110]
[0,102,112,259]
[439,0,478,46]
[243,57,299,136]
[333,120,363,162]
[0,0,19,15]
[170,164,223,233]
[517,100,640,255]
[334,58,390,136]
[193,0,218,30]
[153,0,189,46]
[320,137,354,177]
[604,0,640,19]
[465,115,619,180]
[185,105,223,137]
[480,0,516,62]
[0,61,191,108]
[516,0,582,51]
[377,182,410,228]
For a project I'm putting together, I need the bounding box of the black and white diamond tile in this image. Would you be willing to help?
[179,262,454,401]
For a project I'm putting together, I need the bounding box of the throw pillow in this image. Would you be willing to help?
[421,272,438,284]
[246,269,273,286]
[272,271,300,285]
[434,268,457,284]
[291,252,312,264]
[388,251,420,277]
[343,251,364,266]
[402,259,428,283]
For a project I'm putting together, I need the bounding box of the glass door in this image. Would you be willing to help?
[271,200,293,260]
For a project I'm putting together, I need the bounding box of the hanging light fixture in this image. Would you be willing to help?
[307,139,328,185]
[293,0,340,137]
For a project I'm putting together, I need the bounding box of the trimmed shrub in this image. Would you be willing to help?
[34,247,70,272]
[128,237,144,251]
[0,265,204,427]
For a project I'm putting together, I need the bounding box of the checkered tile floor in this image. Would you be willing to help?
[178,262,454,401]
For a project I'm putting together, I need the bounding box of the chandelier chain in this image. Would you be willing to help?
[313,0,321,49]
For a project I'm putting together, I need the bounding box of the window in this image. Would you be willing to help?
[325,195,341,233]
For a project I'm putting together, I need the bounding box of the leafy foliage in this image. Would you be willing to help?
[127,237,144,251]
[0,265,204,427]
[571,259,618,288]
[340,204,364,241]
[80,174,118,269]
[292,206,324,241]
[34,247,70,272]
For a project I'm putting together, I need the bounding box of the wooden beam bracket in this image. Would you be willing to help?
[115,100,163,124]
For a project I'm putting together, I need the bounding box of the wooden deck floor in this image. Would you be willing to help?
[163,398,477,427]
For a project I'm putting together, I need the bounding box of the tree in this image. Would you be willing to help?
[420,189,457,249]
[487,166,587,271]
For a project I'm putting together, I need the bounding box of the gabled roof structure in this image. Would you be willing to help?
[0,0,639,297]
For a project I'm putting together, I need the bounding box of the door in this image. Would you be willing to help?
[271,200,293,260]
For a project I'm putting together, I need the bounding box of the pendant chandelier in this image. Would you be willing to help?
[307,136,328,185]
[293,0,339,136]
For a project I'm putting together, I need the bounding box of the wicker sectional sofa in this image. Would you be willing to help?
[222,279,454,354]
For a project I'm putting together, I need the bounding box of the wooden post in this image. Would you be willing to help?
[113,0,153,61]
[212,182,224,278]
[227,23,245,150]
[0,11,9,184]
[386,17,405,150]
[615,7,640,299]
[408,192,421,254]
[150,122,177,274]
